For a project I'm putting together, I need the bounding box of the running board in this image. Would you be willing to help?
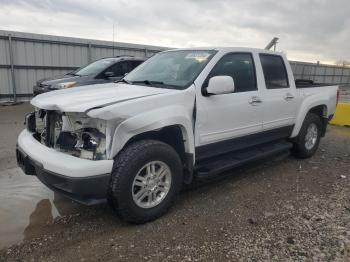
[194,141,292,179]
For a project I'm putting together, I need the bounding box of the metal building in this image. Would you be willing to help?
[290,60,350,85]
[0,30,167,102]
[0,30,349,102]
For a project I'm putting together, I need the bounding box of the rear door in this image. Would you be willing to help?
[195,52,263,159]
[258,54,297,131]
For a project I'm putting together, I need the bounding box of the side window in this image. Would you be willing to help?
[131,60,143,69]
[207,53,257,92]
[108,62,132,77]
[120,62,132,75]
[108,63,122,76]
[259,54,289,89]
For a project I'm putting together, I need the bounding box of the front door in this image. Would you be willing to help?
[195,52,263,160]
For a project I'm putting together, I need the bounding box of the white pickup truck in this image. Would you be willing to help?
[17,47,339,223]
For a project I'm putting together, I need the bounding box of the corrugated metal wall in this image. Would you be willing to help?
[0,30,349,102]
[290,61,350,85]
[0,30,167,102]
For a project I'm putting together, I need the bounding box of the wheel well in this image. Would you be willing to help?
[124,125,193,183]
[308,105,328,136]
[309,105,327,117]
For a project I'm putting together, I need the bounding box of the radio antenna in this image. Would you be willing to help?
[112,22,115,56]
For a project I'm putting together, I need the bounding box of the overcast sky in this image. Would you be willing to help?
[0,0,349,63]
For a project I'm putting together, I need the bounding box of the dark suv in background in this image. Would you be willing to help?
[33,56,145,96]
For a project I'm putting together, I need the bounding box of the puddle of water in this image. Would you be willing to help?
[0,167,84,249]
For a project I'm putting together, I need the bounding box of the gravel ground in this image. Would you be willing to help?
[0,103,349,261]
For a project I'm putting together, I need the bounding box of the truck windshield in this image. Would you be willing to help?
[74,58,116,76]
[124,50,216,89]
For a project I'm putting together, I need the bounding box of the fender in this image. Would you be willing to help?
[87,85,196,160]
[109,105,195,160]
[291,94,329,138]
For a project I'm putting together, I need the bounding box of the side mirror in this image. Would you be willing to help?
[104,71,115,78]
[204,75,235,96]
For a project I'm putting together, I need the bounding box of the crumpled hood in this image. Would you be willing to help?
[31,83,175,112]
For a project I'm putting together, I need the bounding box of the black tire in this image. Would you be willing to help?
[108,139,183,224]
[292,113,322,158]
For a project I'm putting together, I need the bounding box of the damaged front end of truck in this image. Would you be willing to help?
[28,109,107,161]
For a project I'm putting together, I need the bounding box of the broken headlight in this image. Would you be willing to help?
[55,113,107,160]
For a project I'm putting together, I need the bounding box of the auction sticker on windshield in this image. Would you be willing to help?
[185,52,211,61]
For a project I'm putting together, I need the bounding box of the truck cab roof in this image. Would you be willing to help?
[169,47,283,55]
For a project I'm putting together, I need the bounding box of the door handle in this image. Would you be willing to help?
[248,96,262,105]
[284,93,295,100]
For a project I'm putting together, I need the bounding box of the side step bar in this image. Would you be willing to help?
[194,141,292,179]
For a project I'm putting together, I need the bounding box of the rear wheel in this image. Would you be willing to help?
[108,140,183,224]
[292,113,322,158]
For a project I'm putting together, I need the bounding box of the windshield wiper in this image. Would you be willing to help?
[115,78,132,84]
[133,80,166,87]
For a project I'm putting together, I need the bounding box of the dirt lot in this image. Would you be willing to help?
[0,103,349,261]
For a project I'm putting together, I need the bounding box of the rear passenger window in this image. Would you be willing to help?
[207,53,257,93]
[259,54,289,89]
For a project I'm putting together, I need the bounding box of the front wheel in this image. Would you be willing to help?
[108,140,183,224]
[292,113,322,158]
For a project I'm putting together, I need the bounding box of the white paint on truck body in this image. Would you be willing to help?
[21,47,338,178]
